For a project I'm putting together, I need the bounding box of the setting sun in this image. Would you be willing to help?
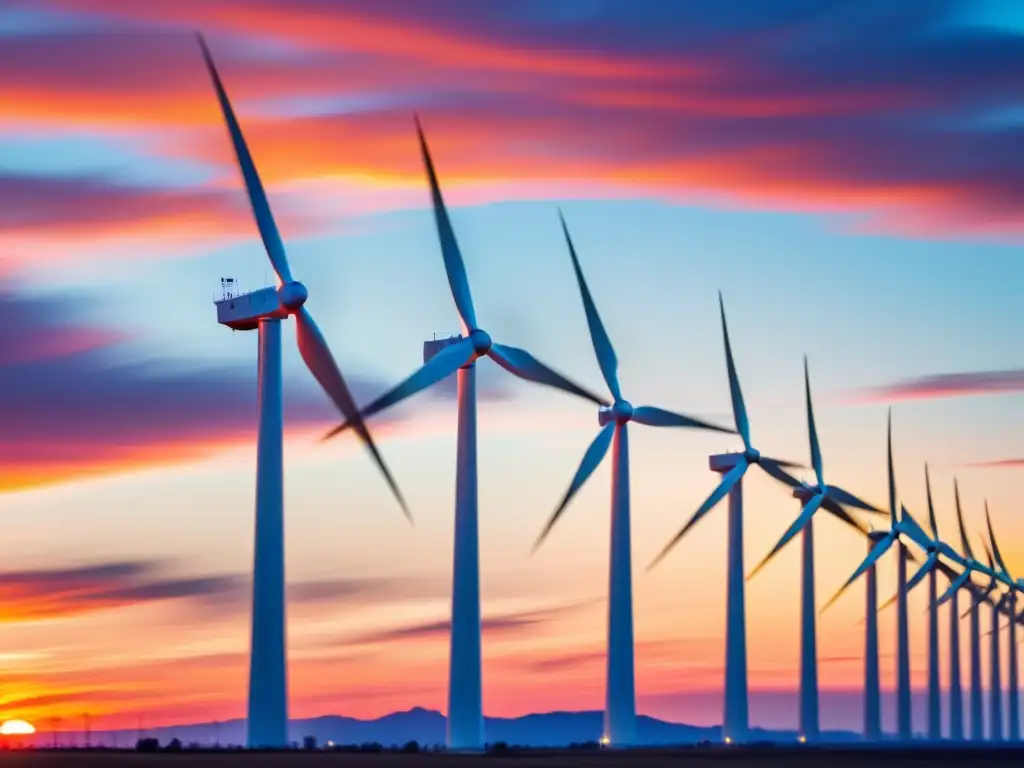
[0,720,35,736]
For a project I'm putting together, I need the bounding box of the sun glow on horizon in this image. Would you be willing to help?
[0,720,35,736]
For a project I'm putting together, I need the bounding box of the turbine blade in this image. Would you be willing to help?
[925,463,938,540]
[748,493,824,580]
[936,557,965,580]
[533,423,616,551]
[487,343,608,406]
[954,477,974,560]
[804,357,824,487]
[759,457,802,488]
[648,458,748,570]
[718,292,750,448]
[887,408,897,529]
[900,539,920,564]
[963,582,996,618]
[878,590,899,613]
[937,570,971,607]
[985,500,1011,578]
[322,337,475,441]
[763,457,803,469]
[631,405,734,434]
[827,486,883,514]
[897,506,931,550]
[821,534,894,613]
[905,553,939,593]
[197,35,293,285]
[821,496,869,535]
[294,306,410,521]
[558,211,620,401]
[415,116,477,333]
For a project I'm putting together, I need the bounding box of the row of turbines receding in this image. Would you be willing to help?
[195,35,1018,749]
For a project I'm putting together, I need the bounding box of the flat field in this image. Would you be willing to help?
[0,747,1022,767]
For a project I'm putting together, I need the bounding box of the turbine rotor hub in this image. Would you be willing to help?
[470,328,492,356]
[611,399,633,423]
[598,399,633,426]
[744,447,761,463]
[278,280,309,312]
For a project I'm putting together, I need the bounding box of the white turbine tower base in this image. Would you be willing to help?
[864,531,884,741]
[250,317,286,747]
[711,451,749,744]
[449,360,482,749]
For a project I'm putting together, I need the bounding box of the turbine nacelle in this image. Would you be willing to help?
[599,399,633,426]
[793,484,824,501]
[743,446,761,464]
[277,280,308,312]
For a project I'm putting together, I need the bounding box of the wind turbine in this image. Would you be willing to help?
[986,505,1019,740]
[647,293,799,744]
[935,483,997,740]
[325,127,605,752]
[198,37,409,747]
[819,410,921,740]
[747,359,880,743]
[962,541,1003,741]
[533,216,733,747]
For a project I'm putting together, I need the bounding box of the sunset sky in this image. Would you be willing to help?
[0,0,1022,737]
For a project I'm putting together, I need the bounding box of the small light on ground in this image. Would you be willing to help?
[326,740,335,748]
[798,735,807,743]
[724,736,732,744]
[599,735,610,747]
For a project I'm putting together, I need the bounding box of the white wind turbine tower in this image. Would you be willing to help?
[923,466,942,740]
[325,125,606,752]
[533,214,733,747]
[985,504,1019,740]
[961,541,1004,740]
[648,293,800,744]
[747,361,881,743]
[199,37,409,747]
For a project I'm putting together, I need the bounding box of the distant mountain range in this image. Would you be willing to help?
[61,708,861,748]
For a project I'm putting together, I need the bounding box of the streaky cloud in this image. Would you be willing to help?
[844,368,1024,404]
[0,2,1022,238]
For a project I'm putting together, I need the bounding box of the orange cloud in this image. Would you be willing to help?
[0,1,1017,240]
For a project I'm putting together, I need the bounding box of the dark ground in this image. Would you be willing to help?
[0,747,1022,767]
